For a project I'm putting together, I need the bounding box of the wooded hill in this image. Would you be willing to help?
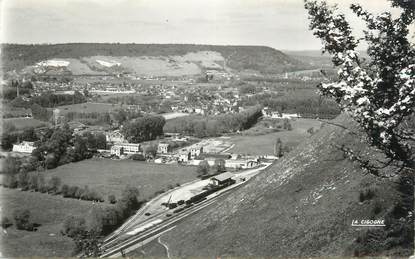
[1,43,310,75]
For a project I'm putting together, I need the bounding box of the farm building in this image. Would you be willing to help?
[177,151,191,163]
[225,159,259,169]
[110,143,141,156]
[190,145,203,158]
[12,141,36,153]
[106,130,127,143]
[157,143,171,154]
[210,172,235,186]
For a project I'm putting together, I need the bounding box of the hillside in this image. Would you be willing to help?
[138,114,413,257]
[1,44,310,76]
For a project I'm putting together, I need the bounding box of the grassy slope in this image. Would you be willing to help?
[0,187,111,257]
[43,159,199,200]
[54,102,127,115]
[145,114,405,256]
[227,118,322,155]
[3,118,49,130]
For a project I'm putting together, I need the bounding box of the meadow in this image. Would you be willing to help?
[42,159,199,200]
[227,118,322,155]
[3,117,49,130]
[54,102,132,115]
[0,187,111,257]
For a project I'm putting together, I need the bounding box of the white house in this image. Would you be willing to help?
[225,159,259,169]
[157,143,170,154]
[190,145,203,158]
[12,141,36,153]
[106,130,127,143]
[177,151,191,163]
[280,113,301,119]
[110,143,141,156]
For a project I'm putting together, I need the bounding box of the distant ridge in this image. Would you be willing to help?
[1,43,311,75]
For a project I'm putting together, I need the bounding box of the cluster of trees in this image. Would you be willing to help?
[4,86,86,109]
[64,111,111,125]
[32,124,77,169]
[164,105,263,137]
[1,81,33,101]
[111,108,143,125]
[61,184,104,202]
[1,126,39,151]
[61,186,142,255]
[31,125,99,169]
[2,125,103,178]
[63,108,143,127]
[31,91,86,108]
[283,119,293,131]
[12,209,35,231]
[31,103,52,121]
[1,168,104,202]
[1,209,38,232]
[121,115,166,143]
[196,159,226,178]
[104,95,163,113]
[273,138,290,157]
[243,93,340,119]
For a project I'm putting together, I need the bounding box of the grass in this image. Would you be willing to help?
[42,158,199,200]
[227,118,322,155]
[0,187,110,257]
[150,115,405,257]
[54,102,132,115]
[3,118,49,130]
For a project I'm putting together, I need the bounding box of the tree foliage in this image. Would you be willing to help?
[197,160,210,177]
[122,115,165,143]
[13,209,34,231]
[164,105,263,137]
[305,0,414,175]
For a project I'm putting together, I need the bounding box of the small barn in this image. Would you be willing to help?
[210,172,235,186]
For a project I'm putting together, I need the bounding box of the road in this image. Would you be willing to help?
[99,163,272,257]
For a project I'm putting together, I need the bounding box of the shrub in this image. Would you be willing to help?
[62,216,86,238]
[1,216,12,229]
[13,209,34,231]
[75,186,84,199]
[48,176,61,194]
[108,195,117,204]
[359,188,376,202]
[17,172,29,190]
[372,200,383,215]
[3,175,18,188]
[197,161,210,177]
[28,173,39,191]
[61,184,70,197]
[68,186,78,198]
[130,154,145,161]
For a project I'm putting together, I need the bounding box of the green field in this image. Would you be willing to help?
[0,187,110,257]
[3,118,49,130]
[228,118,322,155]
[54,102,137,115]
[43,159,199,200]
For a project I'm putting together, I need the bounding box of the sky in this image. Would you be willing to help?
[0,0,404,51]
